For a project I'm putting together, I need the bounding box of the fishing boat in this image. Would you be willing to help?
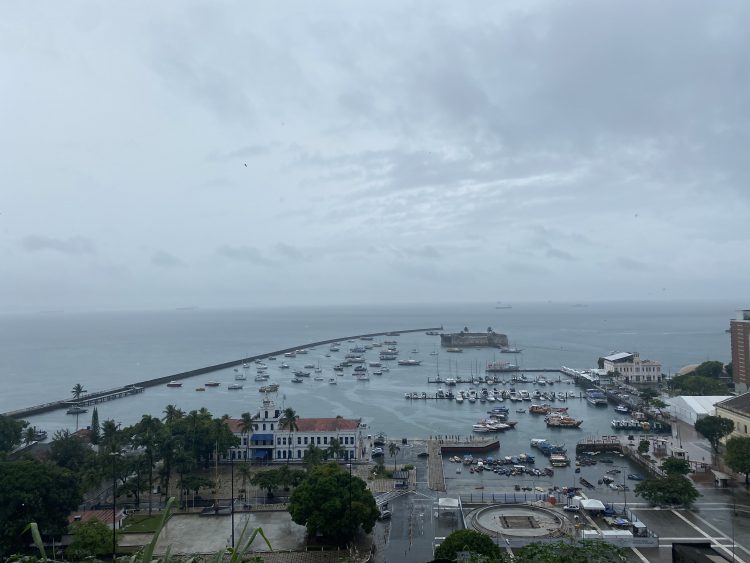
[545,414,583,428]
[196,387,205,392]
[166,381,183,388]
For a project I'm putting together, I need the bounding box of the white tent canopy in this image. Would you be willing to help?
[666,395,731,424]
[580,499,606,511]
[438,498,460,509]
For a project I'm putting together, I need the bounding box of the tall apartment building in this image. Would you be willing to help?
[730,310,750,394]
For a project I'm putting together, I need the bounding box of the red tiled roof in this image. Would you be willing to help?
[224,419,244,433]
[68,508,124,526]
[293,418,360,432]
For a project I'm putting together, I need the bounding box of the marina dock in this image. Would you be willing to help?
[427,437,500,491]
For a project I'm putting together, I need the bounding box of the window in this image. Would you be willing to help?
[265,411,268,419]
[297,450,301,458]
[271,423,274,430]
[324,437,328,444]
[304,437,308,445]
[297,437,302,445]
[277,438,281,445]
[317,437,321,445]
[262,423,266,430]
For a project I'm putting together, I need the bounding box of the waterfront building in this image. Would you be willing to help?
[714,392,750,440]
[602,351,662,384]
[221,397,363,463]
[730,310,750,393]
[440,328,508,349]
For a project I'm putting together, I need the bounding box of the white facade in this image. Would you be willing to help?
[222,397,363,463]
[602,352,662,383]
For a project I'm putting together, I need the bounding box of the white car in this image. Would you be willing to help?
[563,505,580,512]
[372,447,384,456]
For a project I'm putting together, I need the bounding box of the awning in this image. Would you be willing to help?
[251,434,274,441]
[580,499,606,511]
[254,450,270,459]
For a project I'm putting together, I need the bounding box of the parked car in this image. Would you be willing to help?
[372,447,384,456]
[378,510,392,520]
[563,505,580,512]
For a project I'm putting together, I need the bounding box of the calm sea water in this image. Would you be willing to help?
[0,301,734,442]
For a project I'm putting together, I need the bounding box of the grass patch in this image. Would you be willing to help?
[122,514,167,533]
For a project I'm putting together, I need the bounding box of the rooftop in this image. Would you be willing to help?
[603,352,633,362]
[68,508,125,527]
[715,392,750,416]
[293,417,360,432]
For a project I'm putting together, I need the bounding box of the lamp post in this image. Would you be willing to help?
[110,451,119,561]
[230,452,235,549]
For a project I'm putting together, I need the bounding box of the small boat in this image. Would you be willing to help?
[291,377,303,383]
[66,406,88,415]
[314,375,324,381]
[196,387,205,392]
[614,404,630,414]
[329,378,337,385]
[228,384,243,390]
[205,381,220,387]
[516,408,526,413]
[267,356,276,360]
[397,359,421,366]
[280,363,290,369]
[166,381,182,388]
[235,373,247,380]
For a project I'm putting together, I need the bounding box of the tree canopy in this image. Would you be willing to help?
[692,361,724,379]
[634,474,700,507]
[0,461,82,556]
[67,519,113,560]
[725,435,750,484]
[661,457,691,476]
[434,529,502,561]
[671,374,727,396]
[515,539,627,562]
[695,416,734,453]
[288,461,378,546]
[0,415,27,453]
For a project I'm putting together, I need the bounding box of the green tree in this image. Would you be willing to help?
[67,518,112,559]
[639,388,659,406]
[288,461,378,546]
[638,439,650,454]
[725,435,750,484]
[71,383,87,400]
[0,415,27,452]
[434,529,503,561]
[725,362,733,379]
[280,407,299,465]
[695,416,734,453]
[101,419,122,453]
[133,414,163,516]
[49,429,96,473]
[661,457,691,476]
[162,404,184,425]
[327,438,345,461]
[634,474,700,507]
[90,407,100,445]
[23,426,36,446]
[671,374,727,396]
[515,539,627,562]
[250,469,281,497]
[388,441,401,471]
[0,461,82,557]
[693,361,724,379]
[303,444,326,471]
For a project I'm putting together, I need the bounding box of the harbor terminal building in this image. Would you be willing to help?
[601,351,662,384]
[220,397,364,463]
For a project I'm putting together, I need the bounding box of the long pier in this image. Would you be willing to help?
[4,326,443,419]
[427,438,501,491]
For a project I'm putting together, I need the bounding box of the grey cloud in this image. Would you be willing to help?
[275,243,308,261]
[19,235,96,256]
[207,144,272,162]
[216,245,275,266]
[152,251,184,268]
[546,248,576,261]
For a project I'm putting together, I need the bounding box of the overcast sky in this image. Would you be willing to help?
[1,1,748,312]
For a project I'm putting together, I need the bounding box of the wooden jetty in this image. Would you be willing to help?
[4,326,443,419]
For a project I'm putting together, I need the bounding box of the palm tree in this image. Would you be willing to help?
[71,383,87,431]
[388,442,401,472]
[101,419,120,453]
[327,438,344,461]
[240,412,258,464]
[162,404,184,425]
[134,414,162,516]
[71,383,86,400]
[279,408,299,465]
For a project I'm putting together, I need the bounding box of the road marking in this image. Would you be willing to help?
[687,511,750,558]
[671,510,748,563]
[631,547,649,562]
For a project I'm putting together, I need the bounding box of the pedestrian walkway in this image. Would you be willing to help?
[427,439,445,491]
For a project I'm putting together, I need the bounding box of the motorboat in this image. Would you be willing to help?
[166,381,182,388]
[66,405,88,415]
[235,373,247,380]
[329,378,337,384]
[280,363,290,369]
[291,377,303,383]
[196,387,205,392]
[614,404,630,414]
[205,381,220,387]
[228,384,243,390]
[397,359,421,366]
